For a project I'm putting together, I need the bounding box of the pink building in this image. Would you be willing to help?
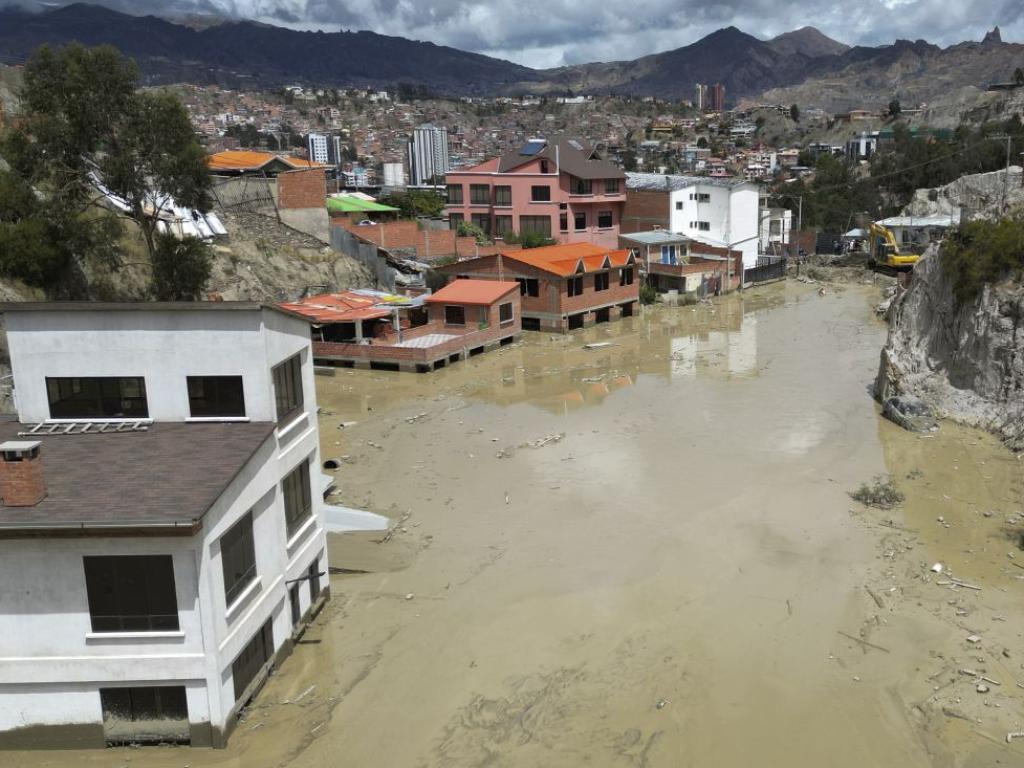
[445,137,626,250]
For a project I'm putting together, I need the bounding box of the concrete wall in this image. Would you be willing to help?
[669,183,760,269]
[4,308,310,424]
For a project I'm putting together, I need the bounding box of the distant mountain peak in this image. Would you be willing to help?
[767,26,849,58]
[982,26,1002,44]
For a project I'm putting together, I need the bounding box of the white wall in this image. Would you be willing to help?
[669,183,761,268]
[5,307,312,424]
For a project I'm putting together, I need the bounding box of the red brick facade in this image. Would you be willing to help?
[0,447,46,507]
[332,218,522,261]
[621,189,670,234]
[440,254,639,331]
[278,168,327,210]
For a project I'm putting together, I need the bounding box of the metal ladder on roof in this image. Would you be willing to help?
[18,419,152,436]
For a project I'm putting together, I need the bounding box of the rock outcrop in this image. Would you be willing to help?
[875,246,1024,449]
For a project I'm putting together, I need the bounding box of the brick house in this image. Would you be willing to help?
[445,137,626,249]
[619,230,743,294]
[438,242,638,332]
[282,283,521,372]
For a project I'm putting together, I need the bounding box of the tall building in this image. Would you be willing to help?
[407,124,450,187]
[708,83,726,113]
[694,84,707,112]
[307,132,343,167]
[382,162,406,189]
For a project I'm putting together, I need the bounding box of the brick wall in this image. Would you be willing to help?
[333,218,523,261]
[0,453,46,507]
[621,189,670,234]
[278,169,327,210]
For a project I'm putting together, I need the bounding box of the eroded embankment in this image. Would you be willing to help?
[876,248,1024,449]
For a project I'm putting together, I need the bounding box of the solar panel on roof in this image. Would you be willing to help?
[520,139,546,156]
[568,140,583,150]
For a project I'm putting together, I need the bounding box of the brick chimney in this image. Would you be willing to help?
[0,441,46,507]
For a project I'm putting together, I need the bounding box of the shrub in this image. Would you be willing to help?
[639,283,658,305]
[456,221,490,245]
[151,233,212,300]
[849,476,905,509]
[941,217,1024,304]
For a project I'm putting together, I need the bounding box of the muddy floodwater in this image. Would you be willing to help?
[11,281,1024,768]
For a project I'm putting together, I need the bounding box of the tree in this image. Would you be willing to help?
[888,99,901,118]
[789,104,801,122]
[696,136,709,149]
[150,234,213,301]
[379,190,445,218]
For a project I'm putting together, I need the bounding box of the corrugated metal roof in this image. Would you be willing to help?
[619,231,691,246]
[876,215,955,228]
[326,195,400,214]
[625,172,756,191]
[426,280,519,305]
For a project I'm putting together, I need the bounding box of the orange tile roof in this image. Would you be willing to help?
[279,292,392,323]
[425,280,519,305]
[502,243,633,277]
[207,150,326,172]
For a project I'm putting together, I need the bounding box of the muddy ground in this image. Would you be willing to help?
[10,280,1024,768]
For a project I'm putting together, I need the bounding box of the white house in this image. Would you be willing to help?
[0,302,385,750]
[625,173,762,268]
[759,207,793,256]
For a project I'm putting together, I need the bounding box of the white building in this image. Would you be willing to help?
[625,173,762,268]
[382,162,406,189]
[0,302,385,749]
[407,124,450,187]
[759,207,793,256]
[307,132,342,167]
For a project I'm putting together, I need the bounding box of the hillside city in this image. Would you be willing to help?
[0,8,1023,768]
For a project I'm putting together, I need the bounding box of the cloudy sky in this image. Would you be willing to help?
[44,0,1024,68]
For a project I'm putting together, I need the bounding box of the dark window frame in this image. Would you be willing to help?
[519,216,551,237]
[449,212,465,230]
[498,302,514,325]
[446,184,463,205]
[494,215,513,236]
[620,266,635,286]
[444,305,467,326]
[494,185,512,206]
[187,376,245,418]
[272,354,304,425]
[594,272,610,292]
[46,377,148,420]
[470,213,491,236]
[221,511,257,607]
[469,184,490,205]
[530,185,551,202]
[516,278,540,298]
[570,177,593,195]
[568,275,584,297]
[84,555,179,633]
[597,210,614,229]
[282,459,313,539]
[232,620,273,703]
[574,211,587,231]
[605,178,620,194]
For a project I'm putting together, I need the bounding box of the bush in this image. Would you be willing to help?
[456,221,490,245]
[151,233,212,300]
[639,283,658,305]
[941,217,1024,304]
[519,232,556,249]
[849,476,905,509]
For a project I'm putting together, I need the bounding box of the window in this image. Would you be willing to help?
[540,159,549,174]
[620,266,635,286]
[494,185,512,206]
[499,302,514,325]
[84,555,179,633]
[530,185,551,202]
[470,184,490,205]
[494,215,513,236]
[594,272,610,291]
[46,377,148,419]
[100,687,189,744]
[568,276,584,297]
[574,211,587,231]
[308,558,322,602]
[478,306,489,329]
[605,178,620,194]
[282,459,312,538]
[571,177,593,195]
[449,212,464,230]
[446,184,463,205]
[559,213,568,232]
[232,620,273,702]
[272,354,303,424]
[695,192,711,203]
[697,221,711,231]
[444,305,466,326]
[661,245,676,265]
[471,213,491,236]
[519,215,551,237]
[675,201,683,210]
[516,278,539,297]
[598,210,613,229]
[221,511,257,607]
[187,376,245,418]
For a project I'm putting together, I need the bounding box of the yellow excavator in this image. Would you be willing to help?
[868,221,921,276]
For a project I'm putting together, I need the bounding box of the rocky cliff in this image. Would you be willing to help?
[876,247,1024,449]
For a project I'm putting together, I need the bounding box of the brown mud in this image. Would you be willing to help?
[8,282,1024,768]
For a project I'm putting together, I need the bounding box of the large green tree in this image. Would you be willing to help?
[1,43,213,297]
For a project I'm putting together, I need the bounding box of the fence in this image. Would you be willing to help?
[744,257,787,285]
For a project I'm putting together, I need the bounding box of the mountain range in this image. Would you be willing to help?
[0,4,1021,110]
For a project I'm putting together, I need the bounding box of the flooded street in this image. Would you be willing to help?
[10,281,1024,768]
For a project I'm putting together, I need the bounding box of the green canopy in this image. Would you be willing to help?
[326,196,400,214]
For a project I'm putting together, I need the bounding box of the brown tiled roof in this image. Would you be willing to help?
[496,138,624,180]
[0,420,276,534]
